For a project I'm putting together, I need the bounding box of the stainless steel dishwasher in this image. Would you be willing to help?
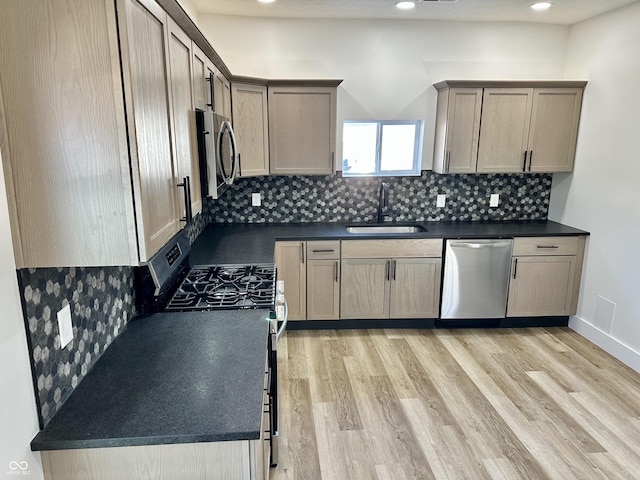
[440,239,513,319]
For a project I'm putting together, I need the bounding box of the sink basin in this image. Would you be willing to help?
[346,224,427,234]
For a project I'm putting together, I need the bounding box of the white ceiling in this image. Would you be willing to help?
[190,0,638,25]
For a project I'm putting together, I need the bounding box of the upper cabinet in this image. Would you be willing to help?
[433,81,585,174]
[432,88,483,173]
[167,18,201,217]
[231,83,269,177]
[0,0,218,268]
[268,85,338,175]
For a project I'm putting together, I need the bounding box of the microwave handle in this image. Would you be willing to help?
[228,122,239,184]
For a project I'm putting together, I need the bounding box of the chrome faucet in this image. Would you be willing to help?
[376,182,391,223]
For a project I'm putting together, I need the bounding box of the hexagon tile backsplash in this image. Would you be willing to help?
[208,172,553,223]
[18,266,136,427]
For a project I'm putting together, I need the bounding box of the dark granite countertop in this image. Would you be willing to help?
[31,310,271,451]
[190,220,589,264]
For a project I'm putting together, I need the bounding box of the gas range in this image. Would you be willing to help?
[138,231,276,314]
[166,264,276,312]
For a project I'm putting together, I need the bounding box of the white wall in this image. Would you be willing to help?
[550,2,640,370]
[198,15,569,169]
[0,150,43,477]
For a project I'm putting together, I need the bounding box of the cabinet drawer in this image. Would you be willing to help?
[341,239,443,259]
[307,240,340,260]
[513,236,579,256]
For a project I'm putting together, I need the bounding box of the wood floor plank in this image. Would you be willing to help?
[305,331,333,402]
[322,338,363,431]
[369,330,420,399]
[482,457,523,480]
[283,378,322,480]
[312,402,349,480]
[369,374,436,480]
[391,338,457,426]
[343,356,407,468]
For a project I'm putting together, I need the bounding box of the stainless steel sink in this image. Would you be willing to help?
[346,224,427,234]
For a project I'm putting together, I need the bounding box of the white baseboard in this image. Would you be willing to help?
[569,315,640,374]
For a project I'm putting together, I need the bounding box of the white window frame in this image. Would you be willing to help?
[342,119,424,177]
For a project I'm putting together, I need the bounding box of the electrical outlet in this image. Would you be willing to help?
[57,304,73,349]
[490,194,500,208]
[436,194,446,208]
[251,192,261,207]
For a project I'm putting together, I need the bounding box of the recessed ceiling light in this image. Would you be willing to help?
[530,2,553,11]
[257,0,276,4]
[396,1,416,10]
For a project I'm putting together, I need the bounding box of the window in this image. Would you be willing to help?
[342,120,424,177]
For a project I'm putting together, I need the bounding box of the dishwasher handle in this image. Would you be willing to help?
[450,241,513,249]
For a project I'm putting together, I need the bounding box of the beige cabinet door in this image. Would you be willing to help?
[231,83,269,177]
[0,0,139,267]
[191,43,209,111]
[167,18,201,218]
[274,241,307,321]
[340,259,390,319]
[477,88,534,173]
[506,255,577,317]
[120,0,180,260]
[437,88,483,173]
[269,86,337,175]
[307,260,340,320]
[389,258,442,319]
[527,88,583,173]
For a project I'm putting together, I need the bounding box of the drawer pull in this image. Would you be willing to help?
[312,249,335,253]
[536,245,559,249]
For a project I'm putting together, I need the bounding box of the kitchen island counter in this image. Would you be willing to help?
[190,220,589,264]
[31,310,270,451]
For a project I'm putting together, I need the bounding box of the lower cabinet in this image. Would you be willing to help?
[340,239,443,320]
[274,241,306,320]
[506,236,586,317]
[306,241,341,320]
[41,440,267,480]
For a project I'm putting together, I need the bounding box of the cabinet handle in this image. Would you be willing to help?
[331,152,335,175]
[312,249,335,253]
[207,72,215,111]
[536,245,559,249]
[177,176,192,223]
[238,153,242,177]
[513,258,518,279]
[392,259,397,281]
[335,261,339,282]
[528,150,533,172]
[446,151,451,172]
[522,151,528,172]
[385,260,390,281]
[301,243,305,264]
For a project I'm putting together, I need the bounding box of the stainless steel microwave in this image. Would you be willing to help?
[195,109,238,199]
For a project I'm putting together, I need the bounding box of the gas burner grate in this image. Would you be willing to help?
[166,263,276,311]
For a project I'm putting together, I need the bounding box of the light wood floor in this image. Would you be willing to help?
[271,327,640,480]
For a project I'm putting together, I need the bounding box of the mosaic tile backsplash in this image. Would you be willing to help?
[19,266,135,427]
[19,211,207,428]
[208,172,553,223]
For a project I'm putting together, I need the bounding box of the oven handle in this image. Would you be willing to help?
[276,298,288,340]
